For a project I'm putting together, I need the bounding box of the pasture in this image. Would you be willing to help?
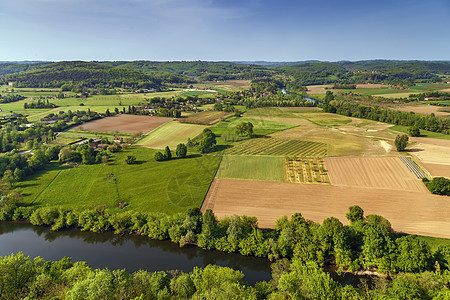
[201,178,450,238]
[324,157,427,192]
[136,121,207,149]
[283,157,329,184]
[17,147,221,214]
[216,156,283,182]
[72,114,172,134]
[180,111,233,125]
[225,138,328,157]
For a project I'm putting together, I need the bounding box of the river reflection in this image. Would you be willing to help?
[0,221,271,284]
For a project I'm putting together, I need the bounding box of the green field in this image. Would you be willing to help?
[17,147,221,214]
[225,138,328,156]
[136,121,207,149]
[211,117,297,137]
[216,156,283,182]
[390,125,450,140]
[0,90,184,119]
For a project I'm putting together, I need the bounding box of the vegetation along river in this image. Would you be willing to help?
[0,221,365,286]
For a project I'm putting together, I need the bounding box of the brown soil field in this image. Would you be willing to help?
[324,157,427,192]
[420,162,450,178]
[73,115,172,134]
[394,105,450,117]
[407,138,450,165]
[179,111,233,125]
[202,178,450,238]
[306,85,331,94]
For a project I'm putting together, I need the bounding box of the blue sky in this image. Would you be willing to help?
[0,0,449,61]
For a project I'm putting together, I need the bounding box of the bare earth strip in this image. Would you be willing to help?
[202,178,450,238]
[73,115,173,134]
[324,157,427,192]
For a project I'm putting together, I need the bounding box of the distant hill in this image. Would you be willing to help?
[338,60,450,74]
[0,62,50,76]
[2,61,169,88]
[99,61,272,80]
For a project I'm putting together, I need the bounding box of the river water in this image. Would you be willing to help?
[0,222,271,284]
[0,221,365,286]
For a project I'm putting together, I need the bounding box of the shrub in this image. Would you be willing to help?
[125,155,136,164]
[154,152,165,161]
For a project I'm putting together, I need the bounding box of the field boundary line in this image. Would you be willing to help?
[135,119,174,143]
[30,169,63,204]
[200,155,223,211]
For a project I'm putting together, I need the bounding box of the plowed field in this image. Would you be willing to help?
[73,114,172,134]
[324,157,427,192]
[202,178,450,238]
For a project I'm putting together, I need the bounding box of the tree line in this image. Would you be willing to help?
[1,204,449,277]
[321,98,450,134]
[1,205,450,298]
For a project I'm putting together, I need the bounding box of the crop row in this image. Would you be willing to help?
[283,157,330,184]
[226,138,327,157]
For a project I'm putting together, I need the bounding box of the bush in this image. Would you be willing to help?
[154,152,165,161]
[125,155,136,164]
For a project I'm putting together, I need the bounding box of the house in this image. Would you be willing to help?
[40,116,61,124]
[114,137,123,144]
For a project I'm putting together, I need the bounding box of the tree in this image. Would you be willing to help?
[125,155,136,164]
[197,129,216,153]
[164,146,172,160]
[423,177,450,195]
[80,147,96,165]
[408,126,420,137]
[175,143,187,158]
[395,134,409,151]
[234,122,253,138]
[346,205,364,223]
[2,170,16,188]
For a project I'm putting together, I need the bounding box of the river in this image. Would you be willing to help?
[0,221,365,286]
[0,221,271,284]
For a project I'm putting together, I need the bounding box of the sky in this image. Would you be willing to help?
[0,0,449,61]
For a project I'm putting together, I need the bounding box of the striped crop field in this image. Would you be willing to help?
[225,138,327,156]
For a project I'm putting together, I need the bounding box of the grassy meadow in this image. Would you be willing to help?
[216,156,283,182]
[16,147,221,214]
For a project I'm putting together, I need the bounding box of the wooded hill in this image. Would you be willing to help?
[1,60,450,88]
